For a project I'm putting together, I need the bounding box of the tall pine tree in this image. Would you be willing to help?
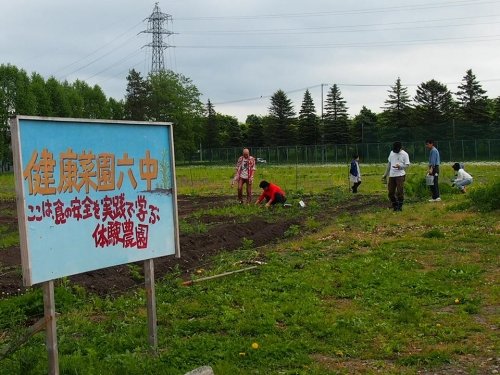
[267,89,296,146]
[380,77,412,140]
[124,69,149,120]
[204,99,218,148]
[456,69,490,126]
[323,84,349,144]
[414,79,455,127]
[298,89,320,145]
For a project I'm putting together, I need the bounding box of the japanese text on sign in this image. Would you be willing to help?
[23,148,158,195]
[27,193,161,249]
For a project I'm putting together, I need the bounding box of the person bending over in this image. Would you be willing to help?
[451,162,473,193]
[255,180,286,208]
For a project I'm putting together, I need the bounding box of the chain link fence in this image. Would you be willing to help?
[192,139,500,165]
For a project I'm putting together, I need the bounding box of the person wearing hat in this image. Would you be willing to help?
[385,141,410,211]
[451,162,473,193]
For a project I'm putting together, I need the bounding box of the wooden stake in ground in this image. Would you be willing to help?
[182,266,259,286]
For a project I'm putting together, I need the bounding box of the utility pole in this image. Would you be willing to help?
[141,2,174,74]
[320,83,325,119]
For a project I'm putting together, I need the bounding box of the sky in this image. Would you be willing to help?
[2,0,500,122]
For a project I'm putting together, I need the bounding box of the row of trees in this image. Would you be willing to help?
[1,63,499,168]
[0,64,204,167]
[204,69,500,149]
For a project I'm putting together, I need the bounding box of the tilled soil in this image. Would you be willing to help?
[0,195,384,297]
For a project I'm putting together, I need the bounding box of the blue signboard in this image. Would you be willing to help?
[11,116,180,286]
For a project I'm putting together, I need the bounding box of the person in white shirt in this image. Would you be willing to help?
[385,141,410,211]
[451,162,473,193]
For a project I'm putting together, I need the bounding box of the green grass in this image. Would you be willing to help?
[0,172,15,200]
[0,224,19,249]
[175,162,499,197]
[0,165,498,374]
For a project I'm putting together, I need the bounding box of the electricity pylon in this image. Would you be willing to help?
[141,2,174,74]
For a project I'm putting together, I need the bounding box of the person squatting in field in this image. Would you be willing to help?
[349,153,362,193]
[385,141,410,212]
[232,148,256,204]
[451,162,473,193]
[255,180,286,208]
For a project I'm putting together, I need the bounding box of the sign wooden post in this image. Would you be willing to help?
[43,281,59,375]
[144,259,158,351]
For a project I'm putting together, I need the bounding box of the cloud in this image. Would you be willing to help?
[2,0,499,122]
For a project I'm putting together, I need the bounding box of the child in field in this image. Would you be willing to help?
[451,162,473,193]
[349,154,362,193]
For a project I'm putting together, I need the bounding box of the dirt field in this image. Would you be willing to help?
[0,195,385,297]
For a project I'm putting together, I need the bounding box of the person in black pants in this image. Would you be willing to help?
[425,140,441,202]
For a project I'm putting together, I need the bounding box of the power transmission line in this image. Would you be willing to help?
[52,20,143,78]
[175,0,498,21]
[180,14,500,35]
[213,78,500,106]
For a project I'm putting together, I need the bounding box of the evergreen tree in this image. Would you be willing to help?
[381,77,412,140]
[414,79,455,126]
[298,89,320,145]
[245,114,265,147]
[490,96,500,138]
[124,69,149,120]
[456,69,490,125]
[204,99,218,148]
[323,84,349,144]
[267,89,296,146]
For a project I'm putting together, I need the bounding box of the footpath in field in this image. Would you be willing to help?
[0,194,385,297]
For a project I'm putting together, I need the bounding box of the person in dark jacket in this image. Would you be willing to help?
[349,153,362,193]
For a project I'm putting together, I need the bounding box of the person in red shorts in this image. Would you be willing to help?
[255,180,286,208]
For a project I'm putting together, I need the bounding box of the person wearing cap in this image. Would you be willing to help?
[231,148,256,204]
[425,139,441,202]
[385,141,410,211]
[255,180,286,208]
[451,162,473,193]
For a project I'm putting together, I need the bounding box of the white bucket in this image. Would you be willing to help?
[426,175,434,186]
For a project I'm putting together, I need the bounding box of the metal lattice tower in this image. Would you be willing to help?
[141,2,174,74]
